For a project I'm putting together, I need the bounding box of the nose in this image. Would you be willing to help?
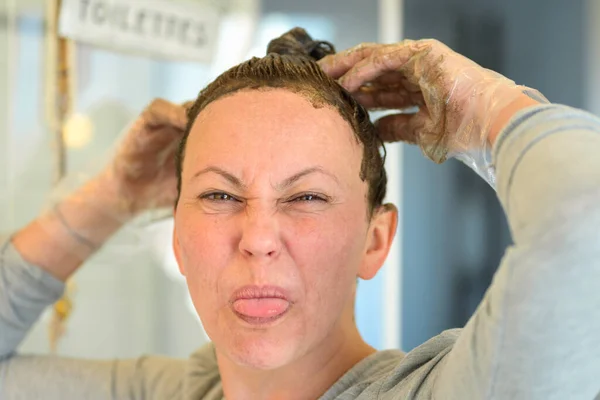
[238,210,281,259]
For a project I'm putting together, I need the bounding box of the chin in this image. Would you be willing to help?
[224,330,302,370]
[202,306,313,370]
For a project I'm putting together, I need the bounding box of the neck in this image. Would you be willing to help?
[218,318,375,400]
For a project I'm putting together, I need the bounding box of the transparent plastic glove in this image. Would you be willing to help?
[319,39,548,187]
[99,98,190,217]
[14,99,191,275]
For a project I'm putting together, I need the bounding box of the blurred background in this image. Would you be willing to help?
[0,0,595,359]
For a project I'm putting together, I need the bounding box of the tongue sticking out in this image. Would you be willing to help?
[233,298,289,318]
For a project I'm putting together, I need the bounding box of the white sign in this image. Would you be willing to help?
[59,0,221,63]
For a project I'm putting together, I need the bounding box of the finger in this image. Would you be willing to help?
[371,71,406,87]
[158,149,179,174]
[353,86,424,109]
[374,110,429,145]
[353,88,420,110]
[181,100,195,111]
[361,75,421,97]
[152,173,179,209]
[360,74,421,97]
[131,123,185,156]
[157,129,185,152]
[143,99,188,130]
[317,43,380,79]
[339,39,431,92]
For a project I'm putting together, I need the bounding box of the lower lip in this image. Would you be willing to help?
[232,298,290,325]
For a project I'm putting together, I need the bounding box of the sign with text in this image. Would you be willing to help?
[59,0,221,63]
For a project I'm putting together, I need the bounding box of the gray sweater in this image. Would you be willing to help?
[1,104,599,399]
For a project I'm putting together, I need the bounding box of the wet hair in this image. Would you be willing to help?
[175,27,387,216]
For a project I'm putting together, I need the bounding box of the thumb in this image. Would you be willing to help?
[144,99,188,130]
[374,113,416,144]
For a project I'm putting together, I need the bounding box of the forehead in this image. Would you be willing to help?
[185,89,364,183]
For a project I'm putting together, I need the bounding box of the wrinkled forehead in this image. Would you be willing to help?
[184,89,365,186]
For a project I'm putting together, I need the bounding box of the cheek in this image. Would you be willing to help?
[175,211,236,300]
[284,208,367,309]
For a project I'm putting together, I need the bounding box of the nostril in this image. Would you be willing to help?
[241,248,278,258]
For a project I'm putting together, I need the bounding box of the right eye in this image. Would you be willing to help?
[201,192,239,202]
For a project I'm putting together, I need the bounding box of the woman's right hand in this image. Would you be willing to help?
[319,39,547,185]
[12,99,192,280]
[99,99,191,218]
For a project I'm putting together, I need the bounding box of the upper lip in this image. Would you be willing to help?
[230,285,290,302]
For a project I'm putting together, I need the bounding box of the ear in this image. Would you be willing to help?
[358,203,398,280]
[172,209,186,277]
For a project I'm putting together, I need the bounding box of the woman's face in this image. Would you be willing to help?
[174,89,394,369]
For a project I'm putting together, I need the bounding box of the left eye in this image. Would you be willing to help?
[292,193,327,202]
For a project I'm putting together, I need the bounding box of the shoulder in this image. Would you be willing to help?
[119,343,222,399]
[322,329,461,399]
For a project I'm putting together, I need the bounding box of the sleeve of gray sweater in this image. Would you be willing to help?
[0,240,187,399]
[430,104,600,399]
[1,103,599,400]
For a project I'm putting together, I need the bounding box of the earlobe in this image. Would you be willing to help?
[358,204,398,280]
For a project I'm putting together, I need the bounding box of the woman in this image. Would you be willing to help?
[1,28,599,399]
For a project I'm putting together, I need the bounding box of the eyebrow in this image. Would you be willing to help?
[276,166,340,190]
[191,165,339,191]
[192,166,246,190]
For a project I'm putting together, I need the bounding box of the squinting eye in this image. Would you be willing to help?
[293,193,327,202]
[202,192,239,202]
